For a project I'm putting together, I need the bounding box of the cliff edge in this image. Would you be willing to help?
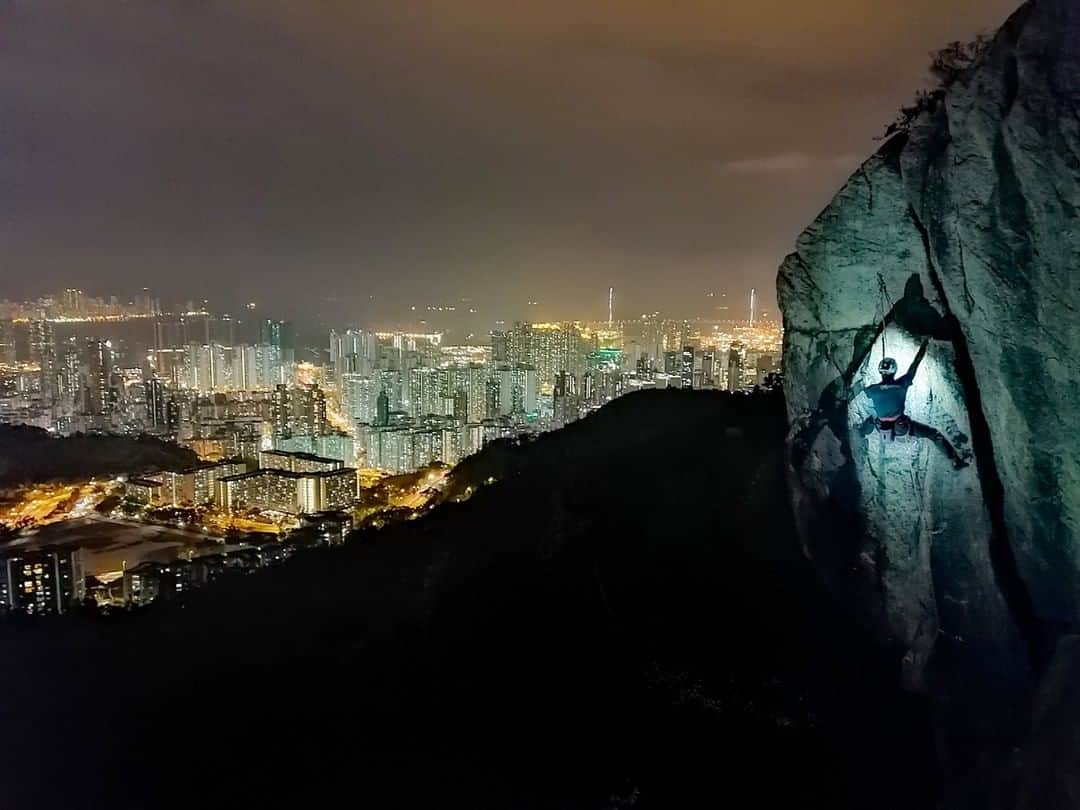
[778,0,1080,800]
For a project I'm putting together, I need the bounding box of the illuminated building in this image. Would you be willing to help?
[342,373,381,423]
[583,369,623,407]
[359,415,464,473]
[1,549,84,616]
[81,339,117,423]
[124,477,163,505]
[237,342,282,390]
[216,467,357,515]
[553,371,580,428]
[63,288,85,316]
[29,320,56,397]
[727,343,746,392]
[376,388,390,427]
[494,365,538,417]
[294,384,328,436]
[330,329,376,381]
[700,351,716,389]
[144,377,170,431]
[501,322,585,391]
[0,320,15,366]
[159,459,247,506]
[271,383,327,439]
[679,346,694,390]
[122,560,203,605]
[362,425,409,473]
[408,367,446,418]
[259,319,295,367]
[300,511,353,546]
[446,364,488,423]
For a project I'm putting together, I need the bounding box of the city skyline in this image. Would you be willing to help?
[0,283,779,337]
[0,279,783,615]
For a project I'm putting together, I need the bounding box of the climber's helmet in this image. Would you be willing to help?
[878,357,898,379]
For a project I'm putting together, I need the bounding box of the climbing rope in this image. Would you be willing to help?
[876,275,892,362]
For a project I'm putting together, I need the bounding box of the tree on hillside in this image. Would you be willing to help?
[884,34,992,138]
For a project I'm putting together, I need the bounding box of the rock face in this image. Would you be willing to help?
[778,0,1080,784]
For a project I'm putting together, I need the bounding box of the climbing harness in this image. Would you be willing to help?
[875,414,911,442]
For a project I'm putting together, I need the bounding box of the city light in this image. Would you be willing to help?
[0,285,783,614]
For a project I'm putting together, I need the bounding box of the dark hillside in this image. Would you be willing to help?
[0,424,196,486]
[0,389,935,808]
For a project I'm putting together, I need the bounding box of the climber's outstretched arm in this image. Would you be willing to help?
[900,339,931,386]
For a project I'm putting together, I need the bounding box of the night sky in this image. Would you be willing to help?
[1,0,1018,327]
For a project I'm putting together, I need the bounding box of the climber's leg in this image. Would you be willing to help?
[909,419,971,469]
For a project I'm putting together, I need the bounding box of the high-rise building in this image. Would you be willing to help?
[270,383,327,439]
[63,288,85,316]
[727,343,746,392]
[494,365,538,417]
[271,385,291,438]
[260,320,295,366]
[679,346,694,390]
[237,343,282,390]
[145,377,170,431]
[1,549,83,616]
[408,368,445,418]
[375,389,390,427]
[446,365,488,424]
[0,320,16,366]
[29,320,56,397]
[159,459,248,506]
[82,339,116,419]
[216,467,357,515]
[497,322,587,392]
[553,371,580,427]
[330,329,376,381]
[184,343,226,393]
[341,373,378,424]
[293,384,327,437]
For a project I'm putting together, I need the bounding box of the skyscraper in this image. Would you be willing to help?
[0,320,15,366]
[29,320,56,397]
[82,339,116,419]
[727,343,745,392]
[145,377,170,431]
[329,329,376,381]
[2,549,83,616]
[271,383,327,439]
[679,346,694,390]
[260,320,296,366]
[375,389,390,427]
[495,365,538,417]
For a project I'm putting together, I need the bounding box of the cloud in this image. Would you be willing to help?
[719,152,863,175]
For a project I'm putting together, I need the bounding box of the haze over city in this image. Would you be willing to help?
[2,0,1016,326]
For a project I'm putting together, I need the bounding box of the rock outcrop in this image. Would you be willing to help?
[778,0,1080,791]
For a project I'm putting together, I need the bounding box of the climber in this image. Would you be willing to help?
[858,338,972,469]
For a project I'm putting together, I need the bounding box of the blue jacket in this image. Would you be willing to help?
[864,341,929,420]
[865,380,911,420]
